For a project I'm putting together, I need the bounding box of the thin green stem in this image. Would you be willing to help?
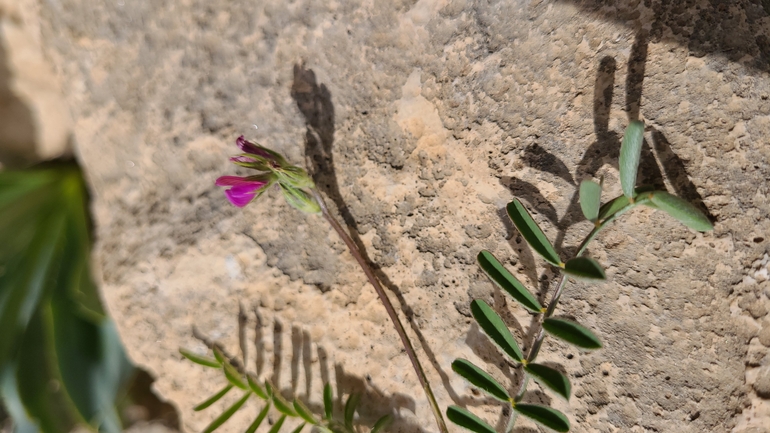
[309,188,448,433]
[504,197,647,432]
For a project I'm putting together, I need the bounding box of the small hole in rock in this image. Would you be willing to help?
[754,237,764,243]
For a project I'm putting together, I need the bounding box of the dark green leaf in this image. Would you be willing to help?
[15,311,77,433]
[506,199,561,266]
[179,349,220,368]
[202,391,251,433]
[477,251,542,312]
[272,388,298,416]
[579,180,602,222]
[50,303,133,433]
[294,399,319,424]
[370,414,393,433]
[246,373,268,400]
[514,404,570,432]
[619,120,645,199]
[194,384,234,411]
[223,360,247,390]
[291,423,306,433]
[470,300,523,362]
[451,359,510,402]
[267,415,286,433]
[344,393,360,431]
[244,402,271,433]
[542,318,602,350]
[524,363,571,400]
[0,211,65,367]
[647,191,713,232]
[562,257,606,281]
[446,406,496,433]
[323,383,333,420]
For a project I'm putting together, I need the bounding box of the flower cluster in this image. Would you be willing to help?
[216,136,319,213]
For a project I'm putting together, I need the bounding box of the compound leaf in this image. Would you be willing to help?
[446,406,496,433]
[451,359,510,402]
[513,404,570,433]
[542,318,602,350]
[524,363,571,400]
[647,191,713,232]
[579,180,602,222]
[477,251,542,313]
[562,257,606,281]
[470,300,523,362]
[619,120,645,199]
[506,199,561,266]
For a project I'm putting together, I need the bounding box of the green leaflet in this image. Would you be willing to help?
[244,403,271,433]
[223,360,248,390]
[470,300,524,362]
[294,398,319,424]
[323,383,333,420]
[477,251,542,313]
[180,348,220,368]
[619,120,645,199]
[344,393,360,431]
[542,318,602,350]
[267,415,287,433]
[370,414,393,433]
[579,180,602,222]
[506,199,561,266]
[201,391,251,433]
[524,363,571,400]
[646,191,713,232]
[562,257,606,281]
[513,403,570,432]
[194,384,234,411]
[451,359,510,402]
[446,406,497,433]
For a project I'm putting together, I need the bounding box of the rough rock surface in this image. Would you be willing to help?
[20,0,770,431]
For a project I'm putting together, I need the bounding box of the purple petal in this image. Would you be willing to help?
[224,188,257,207]
[236,136,271,158]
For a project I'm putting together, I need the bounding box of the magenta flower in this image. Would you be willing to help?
[215,175,270,208]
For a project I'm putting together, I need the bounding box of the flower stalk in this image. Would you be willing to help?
[309,188,448,433]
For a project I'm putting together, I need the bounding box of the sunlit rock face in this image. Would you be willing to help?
[22,0,770,431]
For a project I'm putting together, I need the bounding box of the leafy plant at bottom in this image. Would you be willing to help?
[180,347,392,433]
[448,120,713,432]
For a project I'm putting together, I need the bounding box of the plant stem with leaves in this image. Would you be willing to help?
[448,121,714,433]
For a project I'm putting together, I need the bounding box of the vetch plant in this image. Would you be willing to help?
[447,121,713,432]
[214,135,448,432]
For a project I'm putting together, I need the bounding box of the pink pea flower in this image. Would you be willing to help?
[215,175,270,208]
